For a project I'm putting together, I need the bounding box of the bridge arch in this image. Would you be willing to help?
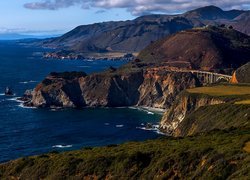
[216,76,230,82]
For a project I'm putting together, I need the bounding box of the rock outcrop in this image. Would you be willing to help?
[234,62,250,83]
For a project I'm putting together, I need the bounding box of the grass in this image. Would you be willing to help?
[235,100,250,105]
[187,85,250,97]
[0,128,250,179]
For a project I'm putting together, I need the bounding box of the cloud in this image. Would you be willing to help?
[95,9,106,14]
[24,0,250,15]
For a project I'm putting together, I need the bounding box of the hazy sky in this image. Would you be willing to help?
[1,0,250,35]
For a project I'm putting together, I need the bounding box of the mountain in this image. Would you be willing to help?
[137,26,250,72]
[184,5,245,20]
[42,16,193,54]
[41,6,250,57]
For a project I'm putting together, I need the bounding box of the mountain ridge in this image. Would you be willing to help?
[40,6,250,57]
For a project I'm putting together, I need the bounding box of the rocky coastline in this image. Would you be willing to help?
[43,51,135,61]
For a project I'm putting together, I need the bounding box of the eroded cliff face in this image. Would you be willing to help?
[160,93,225,136]
[137,68,199,109]
[23,69,200,109]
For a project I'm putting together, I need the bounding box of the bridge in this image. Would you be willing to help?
[189,70,232,84]
[146,67,232,84]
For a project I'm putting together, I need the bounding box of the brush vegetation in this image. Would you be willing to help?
[0,128,250,180]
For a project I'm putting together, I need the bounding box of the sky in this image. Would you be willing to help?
[1,0,250,36]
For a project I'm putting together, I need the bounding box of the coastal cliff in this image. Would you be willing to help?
[24,69,200,109]
[160,92,225,135]
[160,85,250,136]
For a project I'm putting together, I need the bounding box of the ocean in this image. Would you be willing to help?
[0,41,162,162]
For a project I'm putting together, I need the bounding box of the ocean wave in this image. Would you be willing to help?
[52,145,73,148]
[104,123,110,125]
[0,93,5,96]
[17,103,37,109]
[116,124,124,128]
[19,80,37,84]
[8,97,23,102]
[137,124,165,135]
[129,107,155,115]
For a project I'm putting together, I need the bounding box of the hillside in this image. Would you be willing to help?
[41,6,250,57]
[137,26,250,72]
[1,128,249,179]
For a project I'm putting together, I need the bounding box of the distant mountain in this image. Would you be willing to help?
[183,5,245,20]
[41,6,250,56]
[137,26,250,72]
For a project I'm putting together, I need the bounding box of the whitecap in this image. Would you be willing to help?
[19,81,28,84]
[104,123,110,125]
[136,127,152,131]
[147,111,154,115]
[19,80,37,84]
[52,145,73,148]
[0,93,5,96]
[116,124,124,128]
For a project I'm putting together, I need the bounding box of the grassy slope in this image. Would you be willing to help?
[0,129,250,180]
[186,84,250,96]
[185,84,250,105]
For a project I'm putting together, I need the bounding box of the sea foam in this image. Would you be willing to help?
[52,145,73,148]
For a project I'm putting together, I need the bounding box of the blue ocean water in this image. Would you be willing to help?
[0,41,162,162]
